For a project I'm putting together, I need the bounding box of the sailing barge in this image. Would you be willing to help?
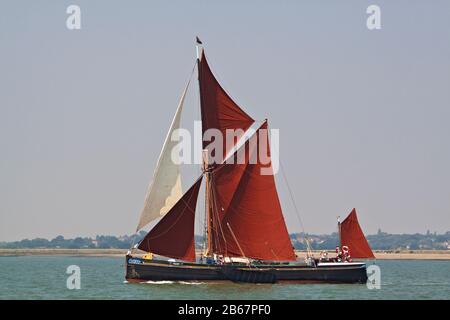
[126,40,374,284]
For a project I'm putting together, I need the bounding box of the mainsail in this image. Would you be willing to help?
[209,121,296,261]
[138,176,203,262]
[198,51,255,163]
[340,208,375,259]
[135,81,189,231]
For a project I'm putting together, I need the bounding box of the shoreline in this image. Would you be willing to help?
[1,249,449,260]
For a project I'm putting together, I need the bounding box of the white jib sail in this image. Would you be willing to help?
[136,83,189,231]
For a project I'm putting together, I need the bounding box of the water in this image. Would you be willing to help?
[0,256,449,299]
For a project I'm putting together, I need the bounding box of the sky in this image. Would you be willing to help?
[1,1,449,241]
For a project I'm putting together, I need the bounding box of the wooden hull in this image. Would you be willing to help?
[125,256,368,284]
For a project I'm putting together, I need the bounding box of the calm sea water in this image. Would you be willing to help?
[0,256,449,299]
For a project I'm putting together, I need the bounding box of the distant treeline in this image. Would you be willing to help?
[1,230,449,250]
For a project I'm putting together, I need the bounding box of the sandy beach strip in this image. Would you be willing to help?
[1,248,450,260]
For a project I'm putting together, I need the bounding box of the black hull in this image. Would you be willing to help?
[125,256,368,284]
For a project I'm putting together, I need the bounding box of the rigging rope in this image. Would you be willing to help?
[279,160,313,258]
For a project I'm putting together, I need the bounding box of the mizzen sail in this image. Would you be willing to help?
[136,81,189,231]
[340,208,375,259]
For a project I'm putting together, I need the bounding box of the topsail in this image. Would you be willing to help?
[198,52,254,163]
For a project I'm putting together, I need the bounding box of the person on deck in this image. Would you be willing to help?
[342,246,353,262]
[335,246,343,262]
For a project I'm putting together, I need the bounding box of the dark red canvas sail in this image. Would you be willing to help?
[198,51,255,162]
[340,208,375,259]
[138,176,203,262]
[210,121,296,261]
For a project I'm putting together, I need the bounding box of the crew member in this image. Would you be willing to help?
[335,246,342,262]
[342,246,352,262]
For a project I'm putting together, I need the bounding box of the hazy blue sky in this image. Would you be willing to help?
[1,1,449,241]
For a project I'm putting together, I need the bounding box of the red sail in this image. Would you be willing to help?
[199,51,255,162]
[340,208,375,259]
[210,121,296,261]
[138,177,203,262]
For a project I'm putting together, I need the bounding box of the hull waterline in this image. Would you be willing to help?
[125,256,368,284]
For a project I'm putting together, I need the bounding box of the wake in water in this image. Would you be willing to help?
[178,281,205,285]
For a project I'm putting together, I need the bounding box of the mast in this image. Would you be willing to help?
[196,37,213,257]
[202,149,213,257]
[196,36,202,60]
